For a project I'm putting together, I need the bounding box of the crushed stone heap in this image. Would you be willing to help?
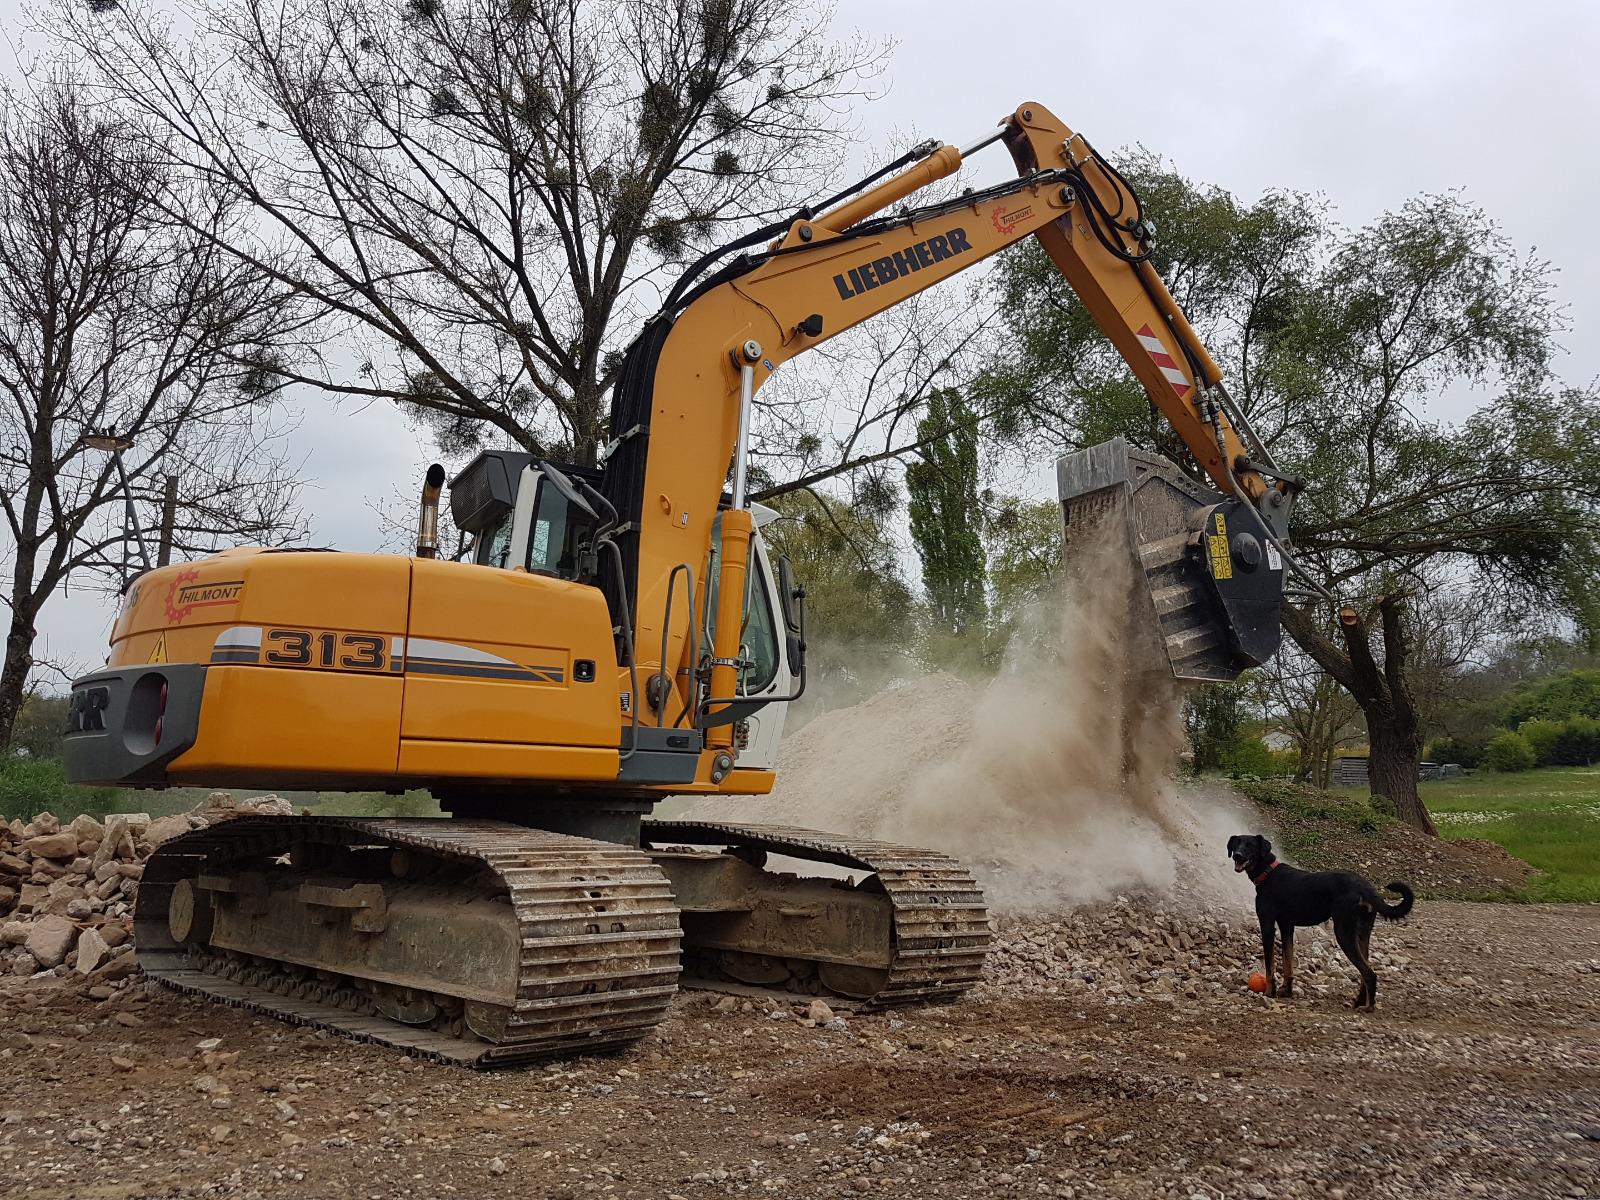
[0,793,294,985]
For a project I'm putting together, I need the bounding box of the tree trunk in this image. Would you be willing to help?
[1366,700,1433,835]
[1280,594,1436,835]
[0,605,37,754]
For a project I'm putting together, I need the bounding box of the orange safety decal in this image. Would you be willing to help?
[1134,324,1192,398]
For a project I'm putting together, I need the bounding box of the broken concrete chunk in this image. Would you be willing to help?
[24,914,77,969]
[24,832,80,860]
[75,927,110,975]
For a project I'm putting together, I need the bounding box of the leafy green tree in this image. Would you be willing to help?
[984,496,1063,632]
[762,489,915,712]
[1483,731,1535,773]
[1185,682,1249,773]
[981,154,1599,833]
[1501,668,1600,726]
[905,389,987,638]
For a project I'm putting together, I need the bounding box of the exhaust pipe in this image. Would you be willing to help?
[415,463,446,559]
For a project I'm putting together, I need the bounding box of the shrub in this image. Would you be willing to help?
[1518,718,1565,766]
[1222,737,1279,780]
[1482,731,1536,773]
[1553,715,1600,767]
[1369,793,1397,817]
[1426,733,1489,768]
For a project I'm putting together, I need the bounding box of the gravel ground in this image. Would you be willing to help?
[2,898,1596,1200]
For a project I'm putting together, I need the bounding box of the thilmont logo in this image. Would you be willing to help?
[164,567,245,624]
[832,227,973,300]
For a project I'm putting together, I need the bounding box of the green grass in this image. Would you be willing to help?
[1337,767,1600,903]
[1,756,442,826]
[1233,777,1389,832]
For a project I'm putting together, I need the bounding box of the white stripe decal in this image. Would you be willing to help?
[214,625,263,650]
[401,637,519,668]
[1137,332,1167,354]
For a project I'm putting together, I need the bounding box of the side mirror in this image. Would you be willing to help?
[536,460,600,523]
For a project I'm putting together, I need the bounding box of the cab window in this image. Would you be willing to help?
[740,566,779,694]
[527,478,596,580]
[477,514,513,569]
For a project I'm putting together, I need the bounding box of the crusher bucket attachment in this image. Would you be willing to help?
[1057,437,1284,683]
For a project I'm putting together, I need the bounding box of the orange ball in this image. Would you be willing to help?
[1247,972,1269,993]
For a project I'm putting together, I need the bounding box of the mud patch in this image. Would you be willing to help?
[754,1060,1167,1145]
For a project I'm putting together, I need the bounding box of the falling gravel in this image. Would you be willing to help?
[691,537,1251,908]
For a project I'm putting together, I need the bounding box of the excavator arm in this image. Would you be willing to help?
[607,101,1295,724]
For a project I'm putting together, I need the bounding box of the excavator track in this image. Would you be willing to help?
[135,817,682,1067]
[640,820,991,1008]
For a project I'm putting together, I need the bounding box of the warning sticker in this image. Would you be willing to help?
[147,633,168,664]
[1207,512,1233,581]
[1267,541,1283,571]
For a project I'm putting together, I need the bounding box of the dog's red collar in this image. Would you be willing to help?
[1253,860,1281,885]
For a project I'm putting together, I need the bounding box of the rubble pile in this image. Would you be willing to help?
[986,895,1371,1003]
[0,793,294,988]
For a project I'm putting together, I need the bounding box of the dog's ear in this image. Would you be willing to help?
[1226,835,1240,856]
[1255,835,1273,859]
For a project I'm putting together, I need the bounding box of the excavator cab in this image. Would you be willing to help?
[450,451,602,578]
[1057,437,1287,682]
[447,449,802,769]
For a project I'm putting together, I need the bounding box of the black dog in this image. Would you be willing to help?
[1227,834,1414,1011]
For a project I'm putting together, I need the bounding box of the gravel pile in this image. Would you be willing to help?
[985,894,1420,1003]
[0,792,294,986]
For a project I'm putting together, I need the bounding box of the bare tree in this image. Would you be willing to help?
[746,286,1000,503]
[1260,645,1363,788]
[1401,583,1500,737]
[0,79,308,752]
[58,0,885,464]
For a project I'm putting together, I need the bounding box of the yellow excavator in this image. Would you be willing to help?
[63,102,1301,1065]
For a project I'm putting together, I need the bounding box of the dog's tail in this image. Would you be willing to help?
[1376,881,1414,920]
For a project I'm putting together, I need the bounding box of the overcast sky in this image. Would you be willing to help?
[13,0,1600,682]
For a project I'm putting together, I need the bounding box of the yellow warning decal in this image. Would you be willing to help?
[1207,511,1233,580]
[147,633,168,664]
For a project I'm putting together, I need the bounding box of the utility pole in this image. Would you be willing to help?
[78,428,150,591]
[157,475,179,567]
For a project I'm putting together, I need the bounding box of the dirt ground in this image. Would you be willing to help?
[2,900,1596,1200]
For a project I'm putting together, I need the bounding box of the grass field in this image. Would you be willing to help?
[1343,767,1600,903]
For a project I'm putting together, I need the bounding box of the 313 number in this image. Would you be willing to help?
[263,629,386,672]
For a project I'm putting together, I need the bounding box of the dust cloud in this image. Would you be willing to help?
[687,536,1250,910]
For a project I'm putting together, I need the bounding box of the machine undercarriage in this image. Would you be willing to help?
[136,812,992,1067]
